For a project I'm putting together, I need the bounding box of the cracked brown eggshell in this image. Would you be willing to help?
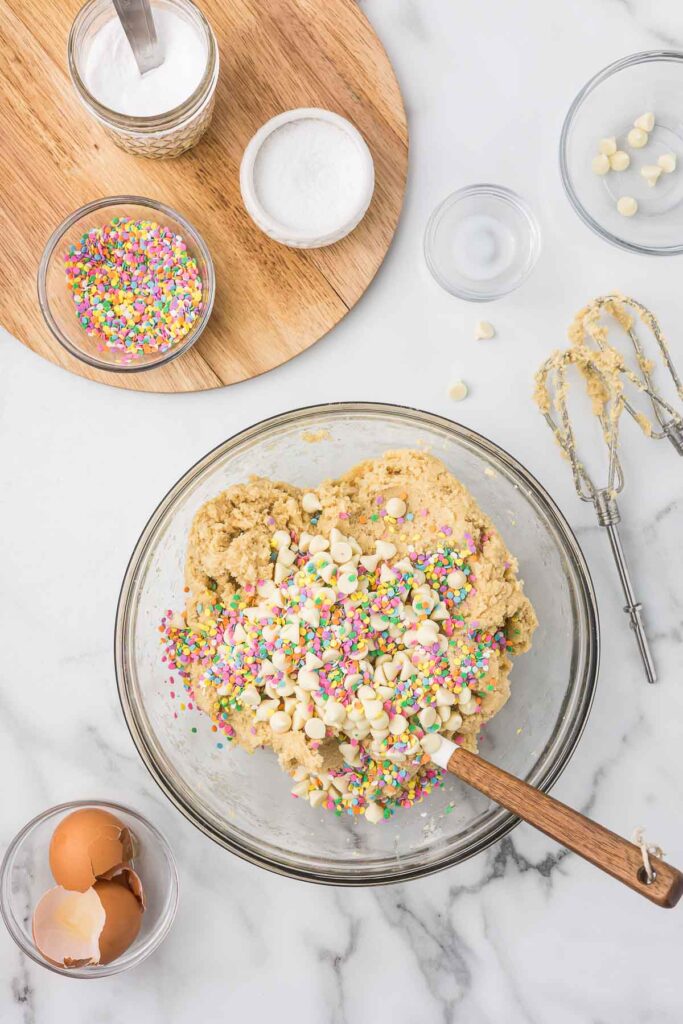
[49,808,133,892]
[92,880,143,964]
[32,886,106,968]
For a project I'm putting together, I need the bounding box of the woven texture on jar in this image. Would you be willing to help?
[104,95,215,159]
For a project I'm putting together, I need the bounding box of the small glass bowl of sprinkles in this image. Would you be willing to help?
[38,195,215,372]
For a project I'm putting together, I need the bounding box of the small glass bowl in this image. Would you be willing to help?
[0,801,179,979]
[424,184,541,301]
[560,51,683,255]
[37,196,215,373]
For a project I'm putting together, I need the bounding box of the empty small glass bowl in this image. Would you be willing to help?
[560,51,683,255]
[424,184,541,301]
[0,801,179,978]
[116,403,599,885]
[37,196,215,373]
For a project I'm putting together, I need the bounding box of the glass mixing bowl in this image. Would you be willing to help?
[116,404,599,884]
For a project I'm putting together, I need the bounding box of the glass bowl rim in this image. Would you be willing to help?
[0,798,179,979]
[423,183,542,301]
[559,49,683,256]
[36,194,216,373]
[114,401,600,885]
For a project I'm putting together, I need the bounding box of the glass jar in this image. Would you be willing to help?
[68,0,219,159]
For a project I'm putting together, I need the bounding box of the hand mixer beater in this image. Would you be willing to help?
[535,340,658,684]
[570,293,683,455]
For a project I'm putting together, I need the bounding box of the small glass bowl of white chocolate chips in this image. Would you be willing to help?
[591,113,677,218]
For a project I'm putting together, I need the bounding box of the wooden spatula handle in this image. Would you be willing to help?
[447,746,683,908]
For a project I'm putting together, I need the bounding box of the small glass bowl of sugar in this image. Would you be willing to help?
[424,184,541,302]
[68,0,219,158]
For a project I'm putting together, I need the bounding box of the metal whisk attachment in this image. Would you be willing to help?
[535,346,657,684]
[571,294,683,455]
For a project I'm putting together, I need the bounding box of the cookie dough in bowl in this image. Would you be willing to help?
[116,404,598,884]
[161,451,537,823]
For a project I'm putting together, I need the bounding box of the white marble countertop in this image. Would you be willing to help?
[2,0,683,1020]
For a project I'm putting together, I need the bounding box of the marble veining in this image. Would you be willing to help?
[2,0,683,1021]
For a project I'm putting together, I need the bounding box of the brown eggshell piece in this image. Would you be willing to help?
[49,809,129,892]
[101,865,146,909]
[93,880,143,964]
[32,886,105,968]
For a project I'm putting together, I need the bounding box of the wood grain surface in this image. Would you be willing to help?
[0,0,408,392]
[447,746,683,908]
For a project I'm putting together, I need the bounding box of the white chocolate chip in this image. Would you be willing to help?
[309,789,326,809]
[359,553,380,573]
[304,717,326,740]
[337,571,358,595]
[365,801,384,824]
[592,153,610,176]
[385,497,407,518]
[240,685,261,707]
[658,153,677,173]
[272,529,291,549]
[418,707,437,729]
[599,136,617,156]
[255,698,280,721]
[474,319,496,340]
[292,708,307,731]
[277,546,296,566]
[274,562,292,584]
[291,779,310,798]
[370,711,390,731]
[445,711,463,732]
[447,569,466,589]
[420,733,442,755]
[375,540,396,560]
[302,492,322,513]
[269,710,292,733]
[609,150,630,171]
[435,686,456,707]
[634,112,655,132]
[308,536,329,554]
[641,164,663,188]
[323,701,346,725]
[297,668,319,691]
[362,698,384,719]
[448,380,468,402]
[416,623,439,648]
[339,742,361,765]
[389,714,409,735]
[627,127,648,149]
[330,541,353,564]
[461,700,478,716]
[617,195,638,217]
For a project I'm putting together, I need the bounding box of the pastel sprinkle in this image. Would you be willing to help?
[64,217,203,361]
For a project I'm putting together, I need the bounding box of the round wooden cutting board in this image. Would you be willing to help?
[0,0,407,393]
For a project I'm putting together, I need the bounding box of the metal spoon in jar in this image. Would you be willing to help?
[112,0,163,75]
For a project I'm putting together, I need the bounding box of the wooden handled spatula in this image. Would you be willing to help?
[432,739,683,908]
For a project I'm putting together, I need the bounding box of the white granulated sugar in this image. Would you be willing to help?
[252,118,369,235]
[83,8,207,117]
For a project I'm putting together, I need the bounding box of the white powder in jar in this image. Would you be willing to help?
[82,7,207,117]
[252,118,371,236]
